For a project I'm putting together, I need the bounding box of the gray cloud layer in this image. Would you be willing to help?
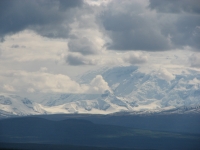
[149,0,200,51]
[0,0,199,55]
[149,0,200,14]
[68,37,99,55]
[65,53,96,66]
[100,1,171,51]
[123,52,148,64]
[101,0,200,51]
[0,0,83,38]
[189,53,200,68]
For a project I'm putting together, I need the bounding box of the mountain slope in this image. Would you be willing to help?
[0,66,200,116]
[41,66,200,114]
[0,94,46,117]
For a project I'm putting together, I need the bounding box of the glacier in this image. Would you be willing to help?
[0,66,200,117]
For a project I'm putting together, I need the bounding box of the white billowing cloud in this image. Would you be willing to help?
[156,68,175,81]
[98,56,124,66]
[40,67,48,72]
[0,70,110,94]
[188,78,200,85]
[189,53,200,68]
[87,75,111,94]
[1,0,200,98]
[0,30,67,62]
[188,78,200,90]
[65,5,107,64]
[1,71,83,93]
[3,84,16,92]
[123,52,148,64]
[27,88,35,93]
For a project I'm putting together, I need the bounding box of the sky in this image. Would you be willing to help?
[0,0,200,96]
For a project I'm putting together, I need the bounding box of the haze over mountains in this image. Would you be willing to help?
[1,66,200,118]
[0,1,200,149]
[0,0,200,119]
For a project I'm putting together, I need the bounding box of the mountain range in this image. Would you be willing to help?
[0,66,200,118]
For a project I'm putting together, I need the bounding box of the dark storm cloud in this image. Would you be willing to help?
[149,0,200,14]
[0,38,5,43]
[100,0,171,51]
[66,54,86,65]
[165,15,200,50]
[105,28,171,51]
[11,45,26,49]
[11,45,20,48]
[100,0,200,51]
[149,0,200,51]
[59,0,83,11]
[68,37,99,55]
[65,53,96,66]
[1,0,200,52]
[0,0,83,38]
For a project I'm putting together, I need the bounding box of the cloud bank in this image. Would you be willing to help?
[0,70,109,94]
[189,53,200,68]
[123,52,148,64]
[0,0,83,39]
[100,0,200,51]
[0,0,199,53]
[156,68,175,81]
[0,0,200,95]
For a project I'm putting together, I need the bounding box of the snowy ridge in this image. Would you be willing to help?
[0,66,200,117]
[0,94,47,117]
